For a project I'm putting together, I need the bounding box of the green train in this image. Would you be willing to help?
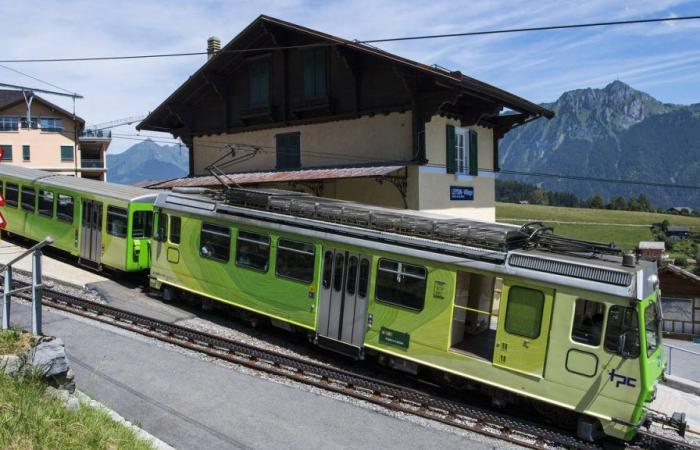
[0,165,156,272]
[148,187,669,442]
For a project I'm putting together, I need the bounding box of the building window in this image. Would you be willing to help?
[132,211,152,238]
[38,190,54,217]
[1,144,12,161]
[21,117,38,129]
[504,286,544,339]
[303,48,326,98]
[22,145,30,162]
[40,117,63,132]
[249,60,270,107]
[446,125,478,176]
[0,117,18,131]
[60,145,74,162]
[276,238,315,283]
[455,129,468,174]
[200,223,231,262]
[56,194,74,222]
[170,216,181,244]
[276,132,300,170]
[375,259,427,311]
[235,230,270,271]
[106,206,128,238]
[571,299,606,346]
[20,187,36,212]
[604,305,640,358]
[5,183,18,207]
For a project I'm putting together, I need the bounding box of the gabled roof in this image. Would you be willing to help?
[660,264,700,285]
[0,89,85,126]
[139,15,553,131]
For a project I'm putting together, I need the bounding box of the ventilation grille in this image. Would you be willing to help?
[508,254,632,287]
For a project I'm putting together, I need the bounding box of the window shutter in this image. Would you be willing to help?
[469,129,479,176]
[445,125,456,174]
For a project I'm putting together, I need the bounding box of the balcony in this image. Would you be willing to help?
[79,129,112,140]
[80,158,105,169]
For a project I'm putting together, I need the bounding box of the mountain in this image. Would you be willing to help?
[107,139,188,185]
[500,81,700,209]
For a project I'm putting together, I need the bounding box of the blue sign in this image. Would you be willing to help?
[450,186,474,201]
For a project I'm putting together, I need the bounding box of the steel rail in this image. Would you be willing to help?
[3,278,697,450]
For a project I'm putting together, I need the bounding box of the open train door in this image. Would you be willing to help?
[493,283,554,377]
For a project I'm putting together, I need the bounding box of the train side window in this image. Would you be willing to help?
[505,286,544,339]
[106,206,128,238]
[322,251,333,289]
[38,190,54,217]
[571,299,606,346]
[375,259,427,311]
[358,258,370,298]
[235,230,269,270]
[200,223,231,262]
[604,306,640,358]
[155,212,168,242]
[346,256,358,295]
[276,238,315,283]
[20,186,36,212]
[5,183,18,207]
[56,194,74,223]
[132,211,152,238]
[169,216,181,244]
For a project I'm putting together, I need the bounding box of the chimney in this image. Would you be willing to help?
[207,36,221,60]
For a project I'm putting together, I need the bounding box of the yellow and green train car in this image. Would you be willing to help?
[150,188,667,442]
[0,165,156,272]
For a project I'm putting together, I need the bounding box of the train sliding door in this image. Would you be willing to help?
[316,248,371,358]
[493,283,554,377]
[80,199,103,265]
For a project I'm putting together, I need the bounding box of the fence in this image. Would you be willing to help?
[1,236,53,335]
[664,343,700,381]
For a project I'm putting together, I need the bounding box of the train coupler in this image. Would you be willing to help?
[647,411,687,437]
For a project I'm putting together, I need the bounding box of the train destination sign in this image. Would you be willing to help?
[449,185,474,201]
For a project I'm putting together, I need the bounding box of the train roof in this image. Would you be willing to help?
[0,164,57,182]
[40,176,157,203]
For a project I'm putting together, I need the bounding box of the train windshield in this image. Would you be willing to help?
[644,301,662,357]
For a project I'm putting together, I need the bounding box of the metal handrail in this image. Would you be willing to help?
[1,236,53,335]
[664,343,700,378]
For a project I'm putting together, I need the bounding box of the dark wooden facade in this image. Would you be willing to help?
[139,16,552,176]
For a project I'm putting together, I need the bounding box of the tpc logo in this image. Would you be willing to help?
[608,369,636,388]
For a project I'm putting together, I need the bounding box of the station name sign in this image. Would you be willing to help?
[449,186,474,201]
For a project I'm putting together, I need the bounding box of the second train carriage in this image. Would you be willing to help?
[149,188,666,442]
[0,164,156,271]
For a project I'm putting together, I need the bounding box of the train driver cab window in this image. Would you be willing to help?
[5,183,18,207]
[645,301,661,357]
[20,186,36,212]
[604,306,640,358]
[375,259,427,311]
[155,212,168,242]
[235,230,269,271]
[132,211,152,238]
[276,238,315,283]
[504,286,544,339]
[571,299,606,346]
[169,216,181,244]
[56,194,74,223]
[106,206,128,238]
[38,190,54,217]
[200,223,231,262]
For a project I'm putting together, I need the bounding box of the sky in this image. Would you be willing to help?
[2,0,700,154]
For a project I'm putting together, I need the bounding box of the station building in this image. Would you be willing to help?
[139,16,553,222]
[0,90,110,181]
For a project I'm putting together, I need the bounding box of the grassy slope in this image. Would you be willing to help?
[0,331,153,450]
[496,203,700,252]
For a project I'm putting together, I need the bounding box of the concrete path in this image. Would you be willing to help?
[4,301,511,450]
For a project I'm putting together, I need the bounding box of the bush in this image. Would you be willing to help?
[674,257,688,267]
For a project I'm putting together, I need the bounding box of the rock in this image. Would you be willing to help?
[24,338,70,379]
[45,386,70,403]
[1,354,23,376]
[65,396,80,411]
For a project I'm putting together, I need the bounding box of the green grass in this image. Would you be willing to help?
[496,203,700,253]
[0,329,27,355]
[0,330,154,450]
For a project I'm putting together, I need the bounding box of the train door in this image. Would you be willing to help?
[493,283,554,377]
[316,248,371,358]
[80,199,103,265]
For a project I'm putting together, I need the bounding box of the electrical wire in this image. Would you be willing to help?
[1,15,698,63]
[0,64,77,95]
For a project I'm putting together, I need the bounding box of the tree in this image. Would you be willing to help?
[637,194,651,212]
[610,196,627,210]
[674,257,688,268]
[588,193,605,209]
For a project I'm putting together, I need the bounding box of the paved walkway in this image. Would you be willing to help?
[4,301,510,450]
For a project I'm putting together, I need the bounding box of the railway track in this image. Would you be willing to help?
[3,278,697,450]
